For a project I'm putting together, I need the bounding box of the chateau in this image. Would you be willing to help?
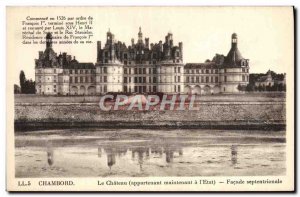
[35,28,250,95]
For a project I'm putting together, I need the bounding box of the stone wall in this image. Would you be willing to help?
[14,101,286,130]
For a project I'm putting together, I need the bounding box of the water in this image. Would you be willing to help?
[15,129,286,177]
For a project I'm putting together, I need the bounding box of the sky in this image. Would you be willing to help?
[7,7,294,85]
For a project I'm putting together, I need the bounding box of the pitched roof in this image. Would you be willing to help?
[185,62,219,69]
[64,62,95,69]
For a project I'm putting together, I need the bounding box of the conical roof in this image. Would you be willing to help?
[224,47,243,66]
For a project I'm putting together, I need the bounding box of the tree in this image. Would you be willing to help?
[19,71,36,94]
[19,70,26,93]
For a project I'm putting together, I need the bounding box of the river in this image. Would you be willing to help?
[15,129,286,177]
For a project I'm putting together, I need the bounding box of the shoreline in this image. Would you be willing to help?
[15,121,286,131]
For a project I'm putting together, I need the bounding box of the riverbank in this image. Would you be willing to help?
[14,93,286,131]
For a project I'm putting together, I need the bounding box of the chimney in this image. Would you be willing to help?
[38,51,43,59]
[145,38,149,49]
[150,43,154,50]
[67,55,72,62]
[179,42,183,52]
[97,41,101,62]
[159,41,163,52]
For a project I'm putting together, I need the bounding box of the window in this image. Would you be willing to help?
[153,77,157,83]
[124,86,128,92]
[178,85,180,92]
[143,77,146,83]
[135,68,138,74]
[124,68,127,74]
[153,68,157,74]
[224,76,227,82]
[124,77,127,83]
[104,76,107,82]
[215,77,218,83]
[134,77,137,83]
[104,85,107,92]
[242,75,245,81]
[70,70,73,74]
[143,68,146,74]
[153,86,157,92]
[206,69,209,74]
[196,76,199,83]
[174,76,177,82]
[75,70,78,74]
[103,67,107,74]
[174,67,177,73]
[80,77,83,83]
[75,77,78,83]
[178,76,180,82]
[206,76,209,83]
[178,67,181,73]
[54,69,56,73]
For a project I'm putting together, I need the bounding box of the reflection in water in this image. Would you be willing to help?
[44,142,239,171]
[231,145,238,166]
[46,143,54,166]
[98,147,102,158]
[99,144,185,170]
[106,148,116,170]
[15,130,286,177]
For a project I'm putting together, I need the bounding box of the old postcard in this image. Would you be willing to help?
[6,6,294,191]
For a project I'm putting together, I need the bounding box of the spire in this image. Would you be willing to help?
[138,27,143,43]
[231,33,238,49]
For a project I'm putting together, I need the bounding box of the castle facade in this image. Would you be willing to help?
[35,28,249,95]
